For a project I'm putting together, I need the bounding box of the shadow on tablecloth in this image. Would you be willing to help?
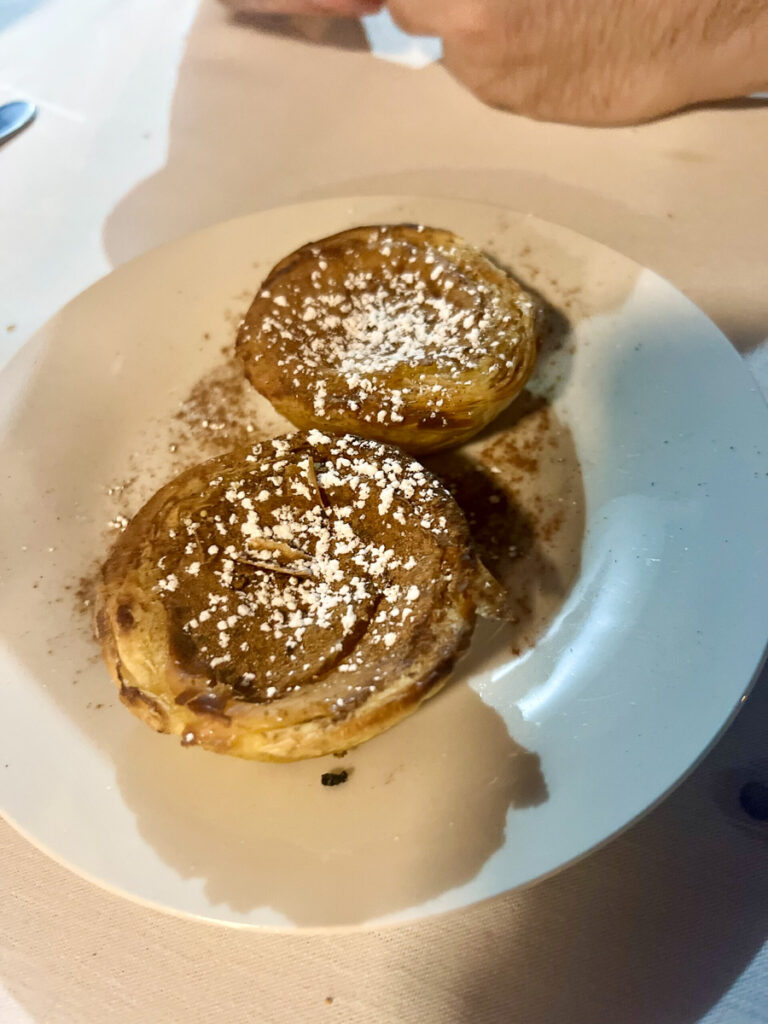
[448,664,768,1024]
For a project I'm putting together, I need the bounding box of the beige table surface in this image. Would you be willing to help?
[1,2,767,1021]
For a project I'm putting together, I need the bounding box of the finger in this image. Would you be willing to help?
[314,0,384,13]
[220,0,383,16]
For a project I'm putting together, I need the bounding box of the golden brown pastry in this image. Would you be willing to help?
[236,225,539,454]
[96,431,496,761]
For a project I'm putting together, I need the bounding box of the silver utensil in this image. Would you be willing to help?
[0,100,37,145]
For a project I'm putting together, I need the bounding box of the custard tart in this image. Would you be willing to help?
[236,225,539,454]
[96,431,495,761]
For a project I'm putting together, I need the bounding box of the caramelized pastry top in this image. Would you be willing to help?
[237,225,539,452]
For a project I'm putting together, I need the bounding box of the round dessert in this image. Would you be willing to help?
[96,431,494,761]
[236,224,540,454]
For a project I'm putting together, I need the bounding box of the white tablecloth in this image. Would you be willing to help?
[1,2,767,1021]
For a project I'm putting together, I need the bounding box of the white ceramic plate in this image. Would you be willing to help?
[1,197,767,931]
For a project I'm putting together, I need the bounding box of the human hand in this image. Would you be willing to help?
[386,0,768,124]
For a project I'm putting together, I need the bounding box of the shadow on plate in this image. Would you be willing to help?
[114,681,546,926]
[427,390,586,658]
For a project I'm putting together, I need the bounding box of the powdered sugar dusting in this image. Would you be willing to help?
[239,226,537,427]
[151,433,462,710]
